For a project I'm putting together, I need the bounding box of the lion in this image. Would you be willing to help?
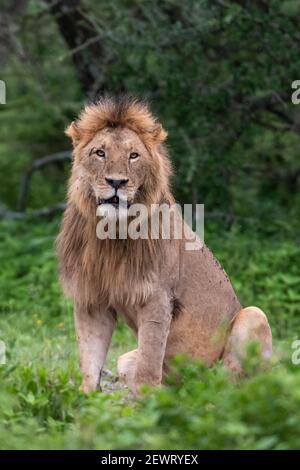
[57,95,272,393]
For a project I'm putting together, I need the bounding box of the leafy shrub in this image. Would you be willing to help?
[0,218,299,449]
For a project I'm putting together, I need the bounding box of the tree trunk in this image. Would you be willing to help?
[44,0,106,97]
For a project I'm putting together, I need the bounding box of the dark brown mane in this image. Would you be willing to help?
[57,203,165,308]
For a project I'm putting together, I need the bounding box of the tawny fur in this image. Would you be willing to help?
[57,95,272,393]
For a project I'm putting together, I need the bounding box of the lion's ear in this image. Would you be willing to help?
[65,121,81,147]
[152,123,168,143]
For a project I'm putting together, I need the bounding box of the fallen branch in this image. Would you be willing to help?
[0,202,66,220]
[17,151,71,212]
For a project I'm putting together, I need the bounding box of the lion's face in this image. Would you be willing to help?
[66,97,172,217]
[74,127,151,213]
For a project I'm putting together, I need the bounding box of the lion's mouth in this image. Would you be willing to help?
[97,195,131,208]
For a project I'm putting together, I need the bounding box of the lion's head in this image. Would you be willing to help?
[66,96,173,218]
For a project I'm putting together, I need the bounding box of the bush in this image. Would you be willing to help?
[0,218,299,449]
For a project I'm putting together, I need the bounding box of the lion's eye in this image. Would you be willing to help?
[129,152,139,160]
[95,149,106,158]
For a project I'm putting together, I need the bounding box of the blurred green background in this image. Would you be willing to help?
[0,0,300,450]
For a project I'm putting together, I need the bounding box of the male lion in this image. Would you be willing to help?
[57,95,272,393]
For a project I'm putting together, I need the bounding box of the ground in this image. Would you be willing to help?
[0,217,300,449]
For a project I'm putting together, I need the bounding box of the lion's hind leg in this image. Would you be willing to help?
[222,306,272,375]
[117,349,138,385]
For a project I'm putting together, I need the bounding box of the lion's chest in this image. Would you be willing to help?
[85,253,157,308]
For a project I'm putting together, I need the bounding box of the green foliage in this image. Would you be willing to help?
[0,218,299,449]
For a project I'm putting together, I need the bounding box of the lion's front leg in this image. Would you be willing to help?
[74,302,116,393]
[132,290,172,392]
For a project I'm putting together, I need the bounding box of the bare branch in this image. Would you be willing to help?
[17,151,71,212]
[0,202,66,220]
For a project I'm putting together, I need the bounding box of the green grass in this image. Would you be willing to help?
[0,217,299,449]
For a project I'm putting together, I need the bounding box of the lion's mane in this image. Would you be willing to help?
[57,96,174,309]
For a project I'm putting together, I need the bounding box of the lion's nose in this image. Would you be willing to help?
[105,178,129,189]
